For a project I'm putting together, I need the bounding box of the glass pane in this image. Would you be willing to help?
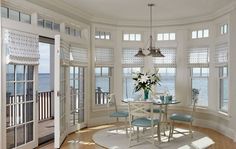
[7,64,14,81]
[136,34,141,41]
[95,31,100,39]
[192,31,197,39]
[192,78,208,106]
[102,67,109,76]
[16,83,24,101]
[100,32,105,39]
[26,65,34,80]
[130,34,135,41]
[20,13,31,24]
[198,30,203,38]
[37,18,44,27]
[26,102,33,122]
[54,23,60,32]
[16,65,25,81]
[6,83,14,104]
[95,67,101,76]
[17,125,25,146]
[71,28,76,36]
[7,128,15,149]
[192,68,201,77]
[123,34,129,41]
[220,26,224,35]
[96,77,110,92]
[1,6,8,18]
[75,30,81,37]
[65,26,70,34]
[9,9,19,21]
[123,77,141,99]
[202,68,209,76]
[16,103,25,124]
[224,24,228,34]
[223,67,228,77]
[26,122,33,142]
[169,33,176,40]
[203,29,209,37]
[157,34,163,40]
[74,67,79,79]
[220,78,228,112]
[105,32,110,40]
[163,33,169,40]
[45,20,53,29]
[26,82,33,101]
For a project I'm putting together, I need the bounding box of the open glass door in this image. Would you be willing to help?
[54,35,69,148]
[3,29,39,149]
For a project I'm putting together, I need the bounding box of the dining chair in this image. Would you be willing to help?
[128,101,161,147]
[168,98,198,141]
[107,93,129,135]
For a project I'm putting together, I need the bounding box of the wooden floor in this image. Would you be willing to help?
[37,123,236,149]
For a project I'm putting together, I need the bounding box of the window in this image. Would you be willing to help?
[188,48,209,106]
[65,26,81,37]
[123,67,141,99]
[157,68,176,96]
[123,33,141,41]
[70,66,85,125]
[191,29,209,39]
[157,33,176,41]
[220,24,228,35]
[20,13,31,24]
[37,16,60,32]
[95,67,112,105]
[95,31,111,40]
[1,6,8,18]
[9,9,19,21]
[191,68,209,106]
[219,67,228,112]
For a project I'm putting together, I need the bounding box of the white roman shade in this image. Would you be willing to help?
[95,48,114,66]
[187,47,209,67]
[70,47,88,66]
[3,29,40,65]
[215,44,228,67]
[60,40,70,66]
[122,48,144,67]
[153,48,176,67]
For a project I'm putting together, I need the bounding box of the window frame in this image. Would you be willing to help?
[219,66,229,113]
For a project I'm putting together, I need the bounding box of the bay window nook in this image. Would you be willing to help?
[1,0,236,148]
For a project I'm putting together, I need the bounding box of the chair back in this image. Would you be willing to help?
[107,93,118,112]
[128,101,155,125]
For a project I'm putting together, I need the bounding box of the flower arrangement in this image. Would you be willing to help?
[132,69,160,92]
[192,88,199,101]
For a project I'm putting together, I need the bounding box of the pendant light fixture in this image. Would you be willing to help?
[135,4,164,57]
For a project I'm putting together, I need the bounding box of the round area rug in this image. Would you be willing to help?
[92,127,214,149]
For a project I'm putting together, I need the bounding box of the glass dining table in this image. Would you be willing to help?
[122,98,181,135]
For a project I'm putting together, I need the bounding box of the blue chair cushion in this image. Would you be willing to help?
[110,111,128,117]
[147,108,165,113]
[131,117,159,127]
[170,113,193,122]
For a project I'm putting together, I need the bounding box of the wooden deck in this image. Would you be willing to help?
[38,119,54,145]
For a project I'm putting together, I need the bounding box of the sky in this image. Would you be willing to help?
[39,42,51,73]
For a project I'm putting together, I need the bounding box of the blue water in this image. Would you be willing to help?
[38,73,51,92]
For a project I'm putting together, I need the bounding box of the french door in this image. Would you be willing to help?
[54,35,69,148]
[6,64,38,149]
[69,66,86,133]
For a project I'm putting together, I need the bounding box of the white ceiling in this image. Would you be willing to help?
[27,0,235,23]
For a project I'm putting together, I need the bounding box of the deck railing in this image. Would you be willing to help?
[38,91,54,121]
[95,91,109,104]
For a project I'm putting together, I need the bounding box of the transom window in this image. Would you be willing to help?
[95,31,111,40]
[192,29,209,39]
[157,33,176,41]
[37,16,60,32]
[220,24,228,35]
[65,26,81,37]
[95,67,112,105]
[123,33,141,41]
[1,6,31,24]
[219,66,228,113]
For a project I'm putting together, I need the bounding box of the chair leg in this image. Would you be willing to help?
[137,127,139,142]
[157,124,161,143]
[171,121,174,138]
[125,117,128,136]
[189,122,193,138]
[168,121,172,142]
